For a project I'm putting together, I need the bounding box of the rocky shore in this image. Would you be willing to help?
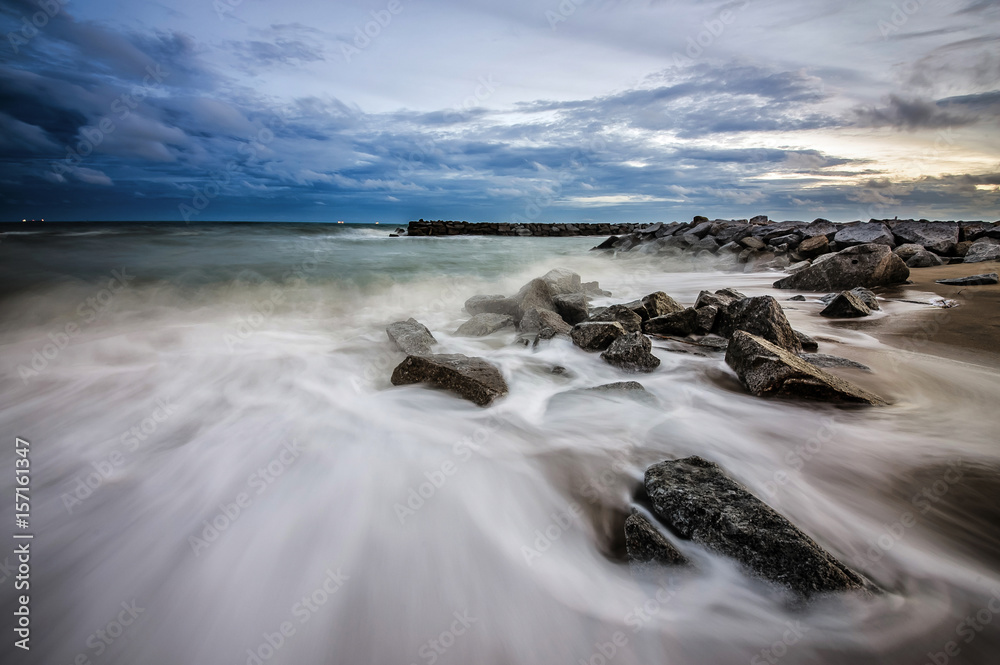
[407,219,644,236]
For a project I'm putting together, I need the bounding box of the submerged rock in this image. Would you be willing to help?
[935,273,999,286]
[820,291,872,318]
[801,353,872,372]
[386,318,437,356]
[725,331,886,405]
[625,513,688,567]
[644,456,872,596]
[600,331,660,373]
[553,293,590,325]
[521,308,572,335]
[390,354,508,407]
[773,244,909,291]
[794,330,819,353]
[571,321,627,351]
[465,294,516,317]
[455,313,514,337]
[716,296,802,353]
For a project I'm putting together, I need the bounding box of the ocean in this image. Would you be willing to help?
[1,222,998,664]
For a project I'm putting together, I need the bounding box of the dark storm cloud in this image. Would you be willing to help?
[854,95,978,130]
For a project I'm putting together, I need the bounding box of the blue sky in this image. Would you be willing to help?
[1,0,998,222]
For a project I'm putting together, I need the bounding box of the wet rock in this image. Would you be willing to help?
[787,260,811,274]
[589,304,643,333]
[773,244,909,291]
[601,331,661,373]
[521,308,573,335]
[820,287,879,311]
[906,249,945,268]
[643,308,698,336]
[592,236,619,251]
[788,295,807,302]
[548,381,657,409]
[834,223,894,248]
[795,330,819,352]
[386,318,437,355]
[582,281,612,297]
[801,354,872,371]
[512,278,556,322]
[694,290,737,311]
[641,292,685,320]
[892,221,959,255]
[644,456,872,596]
[797,235,829,258]
[964,239,1000,263]
[571,321,627,351]
[725,331,886,405]
[716,296,802,353]
[465,294,516,317]
[541,268,583,295]
[820,291,872,318]
[893,243,925,262]
[455,313,515,337]
[716,288,747,300]
[625,513,688,567]
[694,306,718,335]
[391,354,508,406]
[935,273,999,286]
[740,236,766,251]
[553,293,590,325]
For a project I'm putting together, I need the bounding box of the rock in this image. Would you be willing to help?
[571,321,627,351]
[601,331,660,373]
[386,318,437,355]
[935,273,999,286]
[521,308,573,334]
[740,236,766,251]
[391,354,508,406]
[749,215,769,225]
[787,260,811,274]
[843,287,880,311]
[893,243,925,261]
[641,292,684,320]
[582,281,612,297]
[643,308,698,336]
[716,288,747,300]
[964,239,1000,263]
[588,304,643,333]
[716,296,802,353]
[773,244,909,291]
[795,330,819,352]
[804,220,839,238]
[820,291,872,318]
[694,306,718,335]
[512,279,556,322]
[548,381,657,408]
[625,513,688,567]
[906,249,945,268]
[541,268,583,295]
[892,221,959,255]
[455,313,514,337]
[788,295,807,302]
[689,236,719,252]
[553,293,590,325]
[801,354,872,371]
[834,223,894,248]
[797,235,830,258]
[644,456,872,596]
[725,331,887,405]
[694,290,737,311]
[592,236,619,251]
[465,294,516,317]
[955,241,973,257]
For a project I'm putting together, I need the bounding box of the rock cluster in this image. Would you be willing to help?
[408,220,642,236]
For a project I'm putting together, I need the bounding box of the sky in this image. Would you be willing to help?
[0,0,998,223]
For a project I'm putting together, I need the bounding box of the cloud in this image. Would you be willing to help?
[854,95,977,130]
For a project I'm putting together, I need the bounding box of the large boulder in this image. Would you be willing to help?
[834,223,894,248]
[512,279,556,322]
[773,244,909,291]
[893,243,925,262]
[552,293,590,325]
[391,354,508,406]
[521,308,573,334]
[725,331,886,405]
[716,296,802,353]
[386,318,437,355]
[641,292,684,320]
[644,456,872,596]
[588,304,643,333]
[643,308,698,336]
[892,221,959,255]
[820,291,871,318]
[906,249,945,268]
[571,321,626,351]
[964,238,1000,263]
[797,235,830,258]
[540,268,583,295]
[624,513,688,567]
[465,294,516,317]
[600,331,660,373]
[455,313,514,337]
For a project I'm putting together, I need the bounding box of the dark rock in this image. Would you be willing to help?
[786,260,811,274]
[455,313,515,337]
[797,235,829,258]
[521,308,573,334]
[820,291,872,318]
[625,513,688,566]
[512,279,556,322]
[592,236,619,251]
[589,304,643,333]
[773,244,909,291]
[893,243,925,261]
[892,221,959,255]
[834,222,894,248]
[643,308,698,336]
[725,331,887,405]
[740,236,766,250]
[571,321,627,351]
[788,295,807,302]
[964,239,1000,263]
[391,354,508,406]
[694,306,718,335]
[644,456,872,596]
[465,294,516,317]
[906,249,945,268]
[386,318,437,355]
[804,221,838,238]
[639,292,684,320]
[716,288,747,300]
[801,354,872,371]
[749,215,769,225]
[694,290,735,311]
[541,268,583,295]
[935,273,999,286]
[601,331,660,373]
[716,296,802,353]
[954,241,973,257]
[553,293,590,325]
[795,330,819,352]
